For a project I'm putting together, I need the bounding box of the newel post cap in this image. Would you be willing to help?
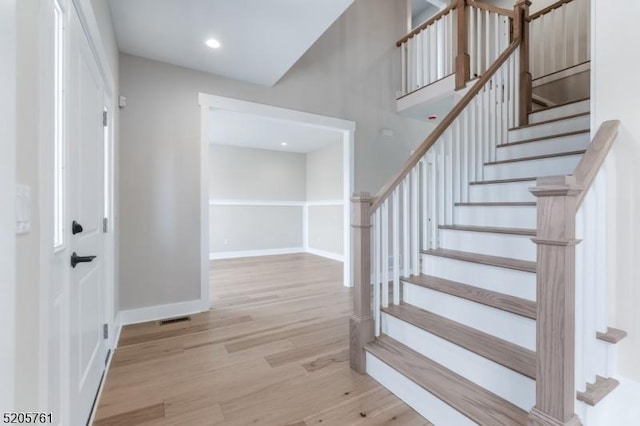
[529,175,583,198]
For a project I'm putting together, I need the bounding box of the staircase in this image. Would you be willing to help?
[365,100,602,425]
[349,1,626,425]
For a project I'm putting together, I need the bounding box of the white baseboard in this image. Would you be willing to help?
[209,247,304,260]
[112,313,123,348]
[118,299,209,326]
[305,247,344,262]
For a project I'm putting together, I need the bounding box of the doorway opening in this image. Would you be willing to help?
[198,94,355,305]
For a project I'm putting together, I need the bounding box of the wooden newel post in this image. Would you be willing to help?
[350,192,374,374]
[528,176,582,426]
[455,0,470,90]
[514,0,532,126]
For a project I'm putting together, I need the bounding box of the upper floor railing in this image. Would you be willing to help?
[397,0,514,98]
[529,0,590,80]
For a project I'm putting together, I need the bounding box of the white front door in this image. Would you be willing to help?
[67,5,107,424]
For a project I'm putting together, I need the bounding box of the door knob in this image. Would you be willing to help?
[70,252,97,268]
[72,220,83,235]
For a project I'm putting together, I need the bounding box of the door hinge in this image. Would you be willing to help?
[103,110,108,127]
[103,323,109,339]
[103,217,108,233]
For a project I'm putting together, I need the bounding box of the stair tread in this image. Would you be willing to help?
[529,97,590,115]
[366,335,529,425]
[485,149,585,166]
[455,201,536,207]
[596,327,628,344]
[469,177,537,185]
[439,224,536,236]
[403,274,537,319]
[498,129,590,148]
[576,376,620,406]
[509,111,590,131]
[383,303,536,378]
[423,248,536,273]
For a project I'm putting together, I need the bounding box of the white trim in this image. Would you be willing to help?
[0,0,16,411]
[118,299,209,326]
[208,199,343,207]
[306,199,344,206]
[112,313,123,349]
[532,61,591,88]
[199,93,356,132]
[200,106,211,311]
[199,94,355,293]
[305,248,344,262]
[210,247,305,260]
[209,199,305,207]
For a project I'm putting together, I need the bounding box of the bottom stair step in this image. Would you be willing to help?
[365,335,529,425]
[577,376,620,406]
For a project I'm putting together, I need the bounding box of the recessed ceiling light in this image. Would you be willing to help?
[280,142,288,146]
[205,38,221,49]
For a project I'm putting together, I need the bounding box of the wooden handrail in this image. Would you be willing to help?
[396,2,458,47]
[371,40,520,212]
[530,0,574,20]
[467,0,514,18]
[572,120,620,208]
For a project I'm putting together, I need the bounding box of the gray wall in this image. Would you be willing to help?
[209,145,305,255]
[209,145,306,201]
[306,142,344,256]
[306,142,343,201]
[118,0,433,312]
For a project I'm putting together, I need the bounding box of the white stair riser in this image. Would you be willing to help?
[483,154,582,180]
[454,205,536,228]
[420,255,536,300]
[403,284,536,350]
[529,99,590,124]
[382,313,535,411]
[508,114,590,142]
[440,229,536,262]
[469,181,536,202]
[497,132,590,161]
[366,353,477,426]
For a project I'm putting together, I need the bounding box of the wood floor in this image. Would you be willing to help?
[93,253,429,425]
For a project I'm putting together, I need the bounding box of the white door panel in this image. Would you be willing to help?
[68,5,106,424]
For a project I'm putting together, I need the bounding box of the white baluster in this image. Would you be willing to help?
[417,32,423,89]
[402,178,410,278]
[392,188,400,305]
[373,209,381,337]
[477,8,483,75]
[381,200,389,308]
[430,24,437,84]
[469,6,476,77]
[421,160,428,251]
[515,46,520,127]
[401,43,407,95]
[411,168,419,275]
[429,152,438,248]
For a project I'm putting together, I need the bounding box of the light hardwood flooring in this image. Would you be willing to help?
[93,253,429,425]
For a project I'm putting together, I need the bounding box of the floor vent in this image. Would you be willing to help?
[159,316,191,326]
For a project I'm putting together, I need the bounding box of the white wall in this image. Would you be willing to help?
[118,0,433,312]
[0,0,16,412]
[209,145,306,256]
[593,0,640,382]
[14,0,42,410]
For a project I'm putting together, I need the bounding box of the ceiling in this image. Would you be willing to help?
[108,0,354,86]
[209,110,343,154]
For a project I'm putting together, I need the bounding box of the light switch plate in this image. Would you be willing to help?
[15,184,31,235]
